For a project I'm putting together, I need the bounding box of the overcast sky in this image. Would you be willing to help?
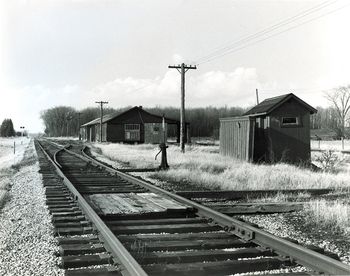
[0,0,349,132]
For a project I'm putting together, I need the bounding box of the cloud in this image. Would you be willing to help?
[4,66,328,132]
[92,67,259,108]
[172,54,185,64]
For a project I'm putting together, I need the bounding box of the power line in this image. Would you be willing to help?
[194,0,336,64]
[195,1,349,65]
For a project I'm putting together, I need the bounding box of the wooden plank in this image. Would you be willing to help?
[124,238,255,252]
[111,223,221,234]
[135,247,275,265]
[87,193,189,216]
[60,243,105,255]
[138,193,191,211]
[61,253,111,269]
[86,194,152,215]
[65,266,121,276]
[143,257,290,276]
[206,202,303,214]
[117,193,166,212]
[117,232,233,242]
[107,217,208,226]
[176,189,332,200]
[57,235,99,245]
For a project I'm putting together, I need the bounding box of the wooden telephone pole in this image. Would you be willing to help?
[77,112,82,140]
[168,63,196,153]
[95,101,108,142]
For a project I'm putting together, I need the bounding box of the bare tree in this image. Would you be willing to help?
[326,85,350,148]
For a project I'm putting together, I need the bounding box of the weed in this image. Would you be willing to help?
[130,239,147,260]
[305,200,350,234]
[315,150,341,173]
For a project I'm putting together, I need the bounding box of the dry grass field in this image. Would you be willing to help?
[92,142,350,191]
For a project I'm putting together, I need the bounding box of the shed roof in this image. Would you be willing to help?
[243,93,317,116]
[81,106,182,127]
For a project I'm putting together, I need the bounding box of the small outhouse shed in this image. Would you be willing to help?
[81,106,189,144]
[220,93,317,163]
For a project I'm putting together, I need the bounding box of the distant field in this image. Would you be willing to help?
[0,137,31,170]
[311,139,350,151]
[91,142,350,191]
[0,137,31,208]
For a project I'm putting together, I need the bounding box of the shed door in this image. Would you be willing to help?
[125,124,140,141]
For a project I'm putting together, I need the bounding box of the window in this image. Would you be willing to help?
[125,124,140,141]
[125,124,140,131]
[153,126,160,132]
[281,117,300,126]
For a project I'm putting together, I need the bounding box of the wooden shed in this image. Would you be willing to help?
[81,106,189,144]
[220,93,317,163]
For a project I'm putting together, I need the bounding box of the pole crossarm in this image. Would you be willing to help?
[168,64,197,70]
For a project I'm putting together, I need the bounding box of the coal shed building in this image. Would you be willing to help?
[81,106,188,144]
[220,93,317,163]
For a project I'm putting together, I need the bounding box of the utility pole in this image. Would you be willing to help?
[20,126,25,137]
[77,112,82,140]
[168,63,196,153]
[66,116,72,137]
[256,88,259,105]
[95,101,108,142]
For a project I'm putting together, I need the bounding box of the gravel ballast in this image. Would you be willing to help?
[0,140,64,276]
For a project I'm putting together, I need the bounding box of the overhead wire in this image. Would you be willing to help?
[194,0,348,65]
[194,0,336,64]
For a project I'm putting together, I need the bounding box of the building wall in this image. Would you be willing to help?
[144,123,167,144]
[90,125,96,142]
[219,117,255,161]
[107,124,124,142]
[266,99,311,163]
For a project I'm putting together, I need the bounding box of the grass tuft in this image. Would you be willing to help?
[305,200,350,234]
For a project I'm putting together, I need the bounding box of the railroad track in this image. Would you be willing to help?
[35,139,350,276]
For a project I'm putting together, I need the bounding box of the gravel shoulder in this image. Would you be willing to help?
[240,212,350,265]
[0,139,64,276]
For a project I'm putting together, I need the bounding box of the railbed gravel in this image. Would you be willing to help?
[0,140,64,276]
[239,212,350,265]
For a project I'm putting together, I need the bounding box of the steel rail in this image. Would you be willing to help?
[36,140,148,276]
[79,146,350,275]
[53,148,64,169]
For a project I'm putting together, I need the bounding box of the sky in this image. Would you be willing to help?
[0,0,350,133]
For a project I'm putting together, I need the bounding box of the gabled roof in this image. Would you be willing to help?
[243,93,317,116]
[81,113,116,127]
[81,106,181,127]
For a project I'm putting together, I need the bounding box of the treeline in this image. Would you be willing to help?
[146,106,246,138]
[41,105,347,138]
[40,106,125,137]
[40,105,246,137]
[311,106,350,138]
